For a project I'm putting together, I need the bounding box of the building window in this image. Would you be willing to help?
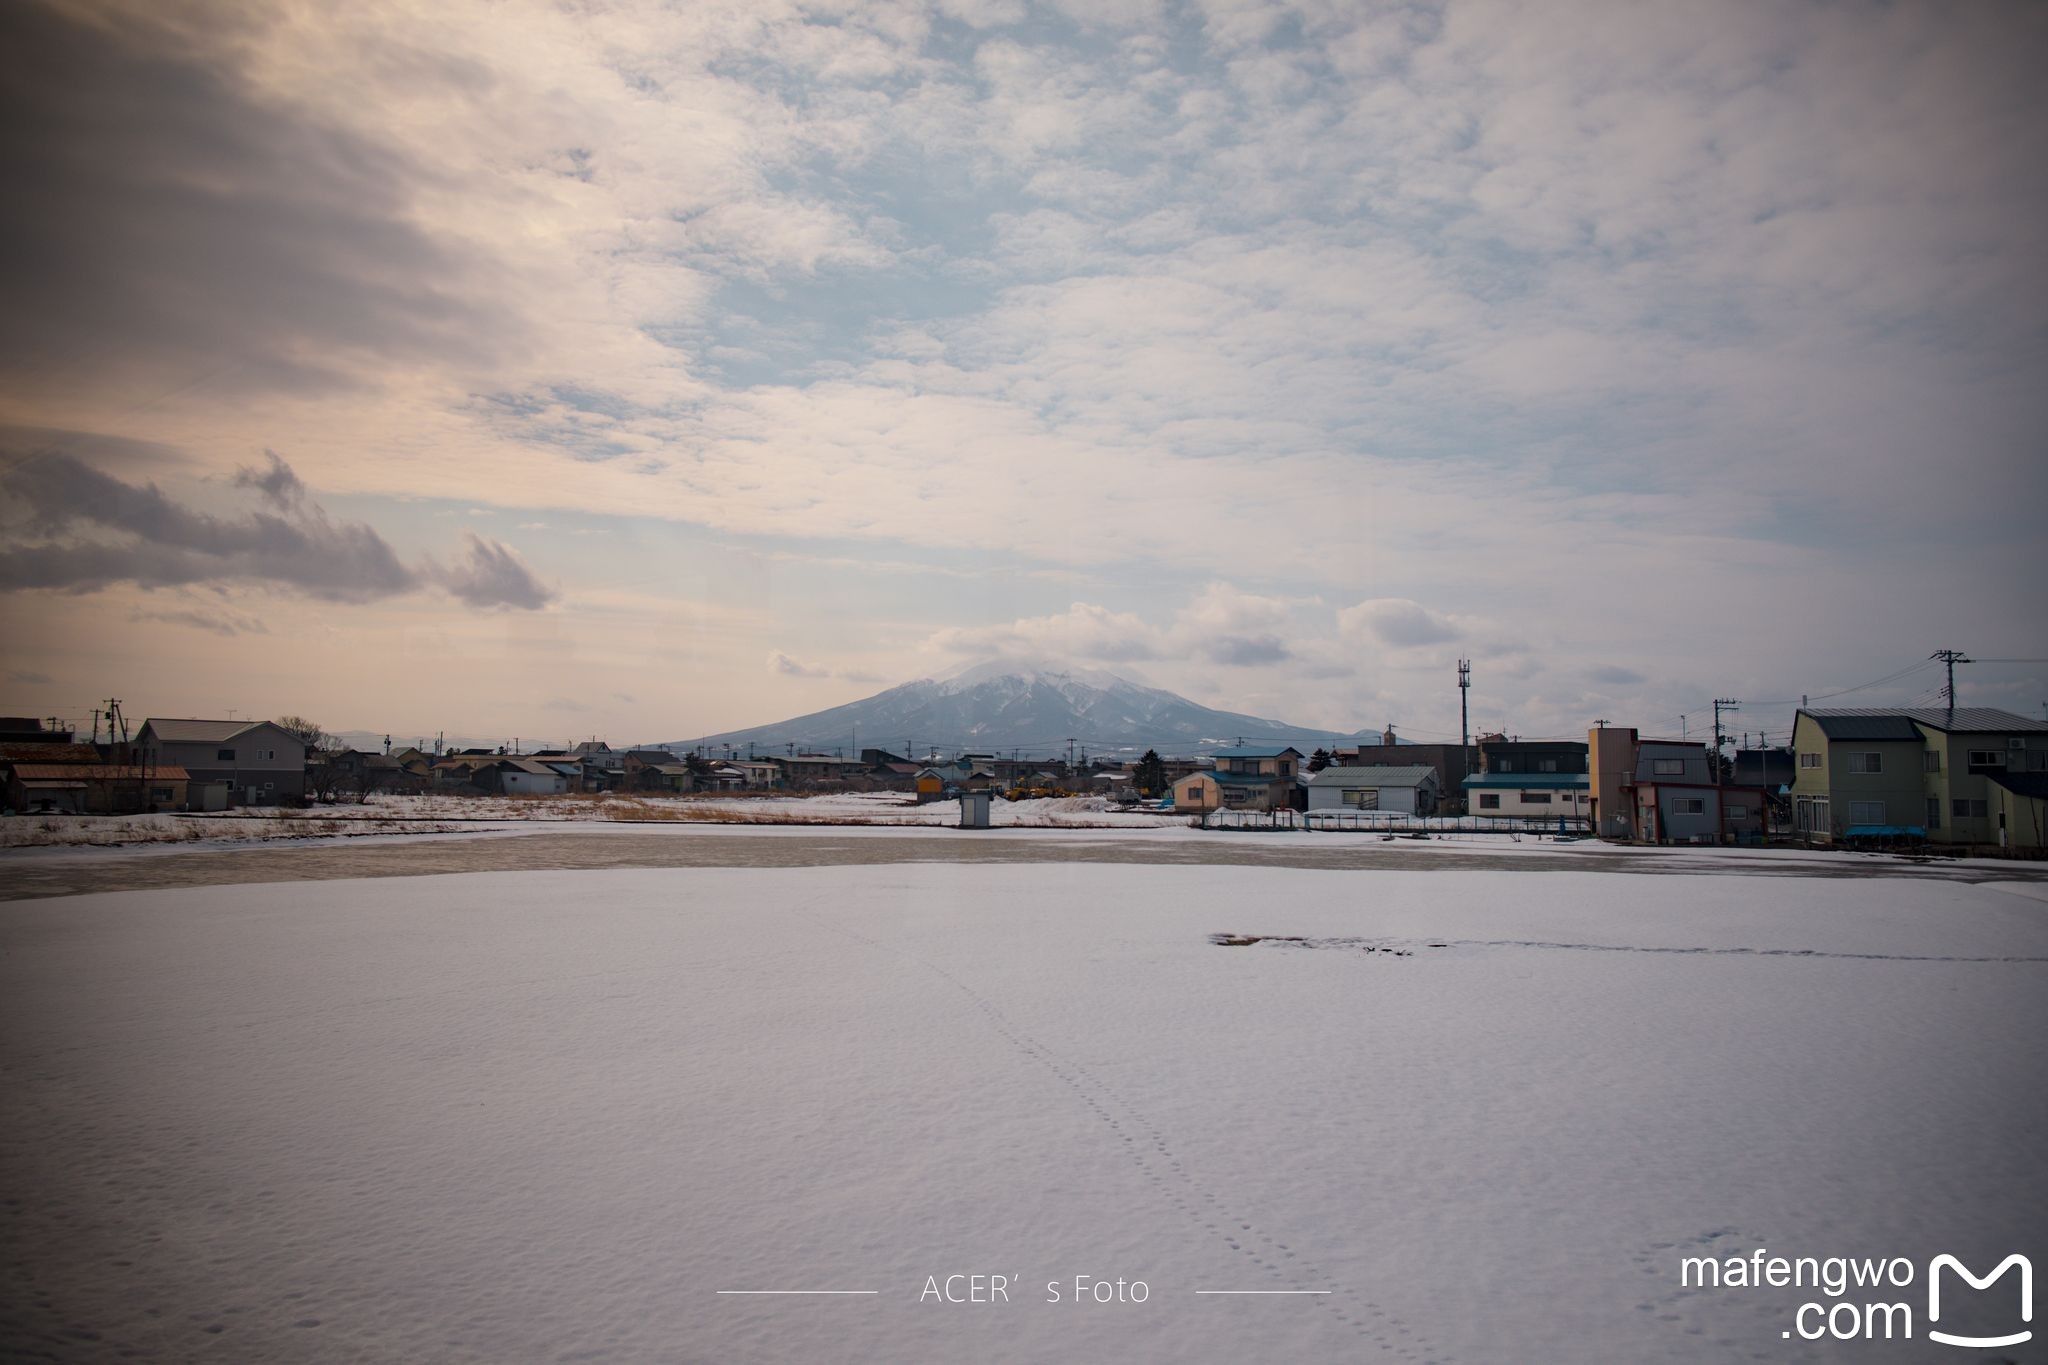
[1652,758,1684,776]
[1673,797,1706,814]
[1538,758,1558,772]
[2032,751,2048,772]
[217,748,236,761]
[1798,752,1821,769]
[1927,798,1941,829]
[1924,750,1941,772]
[1522,791,1551,804]
[1726,804,1747,819]
[1951,798,1988,818]
[1342,789,1379,809]
[1845,752,1883,774]
[1967,749,2005,770]
[1847,800,1886,823]
[1478,793,1500,810]
[1496,758,1516,772]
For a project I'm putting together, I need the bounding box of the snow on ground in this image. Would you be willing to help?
[0,809,478,849]
[0,791,1188,848]
[3,864,2044,1363]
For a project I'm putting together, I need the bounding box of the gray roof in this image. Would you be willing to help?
[1304,765,1438,787]
[1804,707,2048,737]
[141,717,286,743]
[1988,772,2048,799]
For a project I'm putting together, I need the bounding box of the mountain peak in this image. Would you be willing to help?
[678,656,1355,758]
[935,656,1148,692]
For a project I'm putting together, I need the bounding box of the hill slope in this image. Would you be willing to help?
[674,660,1361,759]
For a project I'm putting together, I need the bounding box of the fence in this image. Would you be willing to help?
[1201,809,1593,835]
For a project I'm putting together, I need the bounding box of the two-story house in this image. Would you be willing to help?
[1171,745,1302,815]
[1587,728,1765,843]
[1789,707,2048,846]
[1462,736,1591,820]
[135,718,307,806]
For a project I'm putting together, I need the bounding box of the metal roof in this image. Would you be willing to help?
[1304,765,1438,787]
[141,718,290,744]
[1800,712,1922,741]
[1804,707,2048,735]
[0,742,101,763]
[1178,770,1284,787]
[1988,772,2048,800]
[1210,745,1303,759]
[10,764,189,780]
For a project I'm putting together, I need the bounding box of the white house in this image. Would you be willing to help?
[498,758,570,796]
[1460,771,1591,818]
[1303,765,1440,815]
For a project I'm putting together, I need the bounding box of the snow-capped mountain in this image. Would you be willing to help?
[672,659,1361,759]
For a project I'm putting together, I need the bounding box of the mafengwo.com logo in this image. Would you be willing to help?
[1680,1249,2031,1347]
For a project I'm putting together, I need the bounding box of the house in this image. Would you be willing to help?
[1789,707,2048,845]
[777,753,870,789]
[914,761,992,803]
[637,763,696,794]
[6,763,189,814]
[1332,727,1471,811]
[1587,728,1765,843]
[1477,736,1588,777]
[1461,770,1591,819]
[723,760,782,789]
[1203,745,1303,813]
[432,754,503,793]
[135,718,308,806]
[1303,765,1439,815]
[497,758,572,796]
[1171,746,1302,816]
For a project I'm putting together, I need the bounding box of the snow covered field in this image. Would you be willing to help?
[0,791,1186,849]
[3,863,2044,1363]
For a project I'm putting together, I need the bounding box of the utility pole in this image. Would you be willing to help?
[1458,658,1471,784]
[1930,648,1971,716]
[1066,737,1077,770]
[1711,700,1738,777]
[1712,699,1739,844]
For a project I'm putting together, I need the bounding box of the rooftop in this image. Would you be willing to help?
[141,718,286,744]
[1210,745,1304,760]
[1804,707,2048,735]
[1304,765,1438,786]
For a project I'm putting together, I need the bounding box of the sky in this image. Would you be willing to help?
[1,0,2044,751]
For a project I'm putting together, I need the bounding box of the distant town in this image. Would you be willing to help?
[6,673,2044,854]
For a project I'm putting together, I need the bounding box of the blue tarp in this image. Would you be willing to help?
[1842,825,1927,838]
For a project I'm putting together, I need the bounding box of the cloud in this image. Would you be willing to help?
[1587,664,1646,686]
[433,532,554,610]
[231,450,305,509]
[768,651,831,678]
[129,606,270,637]
[931,585,1298,671]
[767,651,880,683]
[1339,599,1463,648]
[0,0,514,400]
[7,669,53,686]
[0,450,550,610]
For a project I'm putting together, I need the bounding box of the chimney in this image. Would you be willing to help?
[1382,723,1397,747]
